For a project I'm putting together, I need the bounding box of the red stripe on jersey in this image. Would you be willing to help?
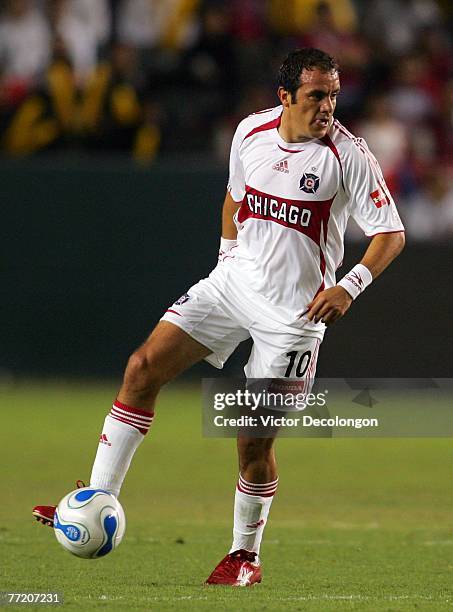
[313,280,325,299]
[238,186,334,295]
[243,114,282,141]
[278,145,304,153]
[333,119,355,141]
[321,133,341,165]
[166,309,182,316]
[251,107,275,115]
[333,119,391,203]
[335,119,381,180]
[238,186,334,249]
[313,223,328,298]
[321,133,344,189]
[334,120,373,167]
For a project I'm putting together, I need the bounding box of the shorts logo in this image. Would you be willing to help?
[175,293,191,305]
[370,188,388,208]
[299,173,320,194]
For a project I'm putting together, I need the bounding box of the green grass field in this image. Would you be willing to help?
[1,381,452,610]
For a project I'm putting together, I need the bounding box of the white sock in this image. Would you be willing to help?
[90,400,154,497]
[230,474,278,557]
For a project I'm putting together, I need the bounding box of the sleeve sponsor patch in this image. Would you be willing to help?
[370,188,388,208]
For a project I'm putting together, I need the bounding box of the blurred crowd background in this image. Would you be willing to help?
[0,0,452,241]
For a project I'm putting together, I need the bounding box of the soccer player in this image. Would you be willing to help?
[33,48,405,586]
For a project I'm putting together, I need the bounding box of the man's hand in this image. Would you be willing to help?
[303,232,405,326]
[305,286,353,326]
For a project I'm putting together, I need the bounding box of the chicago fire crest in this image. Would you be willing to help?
[299,173,320,194]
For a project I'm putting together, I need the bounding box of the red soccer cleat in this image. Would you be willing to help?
[32,505,56,527]
[205,549,262,586]
[32,480,85,527]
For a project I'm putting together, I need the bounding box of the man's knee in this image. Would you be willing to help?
[238,436,275,470]
[123,347,162,394]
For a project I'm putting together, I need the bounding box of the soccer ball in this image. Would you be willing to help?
[54,487,126,559]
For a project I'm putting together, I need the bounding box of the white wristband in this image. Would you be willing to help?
[220,237,237,252]
[219,237,237,261]
[337,263,373,300]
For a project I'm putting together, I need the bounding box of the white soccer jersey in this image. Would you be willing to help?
[226,105,404,337]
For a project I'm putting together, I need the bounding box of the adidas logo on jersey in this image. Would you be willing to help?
[272,160,289,174]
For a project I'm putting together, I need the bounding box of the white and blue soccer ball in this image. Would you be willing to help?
[54,487,126,559]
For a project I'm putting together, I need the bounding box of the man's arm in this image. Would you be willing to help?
[222,191,241,239]
[306,231,405,325]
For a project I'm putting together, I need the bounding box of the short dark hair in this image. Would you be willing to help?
[278,48,339,101]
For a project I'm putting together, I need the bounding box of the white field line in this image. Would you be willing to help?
[70,593,451,604]
[281,594,451,602]
[89,594,451,603]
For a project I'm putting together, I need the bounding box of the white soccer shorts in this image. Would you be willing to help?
[161,262,321,380]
